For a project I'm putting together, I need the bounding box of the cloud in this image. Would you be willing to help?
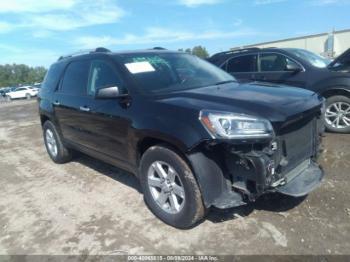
[0,0,75,13]
[0,0,126,32]
[0,44,58,66]
[310,0,350,5]
[0,44,22,53]
[75,27,259,49]
[178,0,222,7]
[0,21,15,33]
[254,0,286,5]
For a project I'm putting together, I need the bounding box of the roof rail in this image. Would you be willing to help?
[212,47,260,58]
[57,47,111,61]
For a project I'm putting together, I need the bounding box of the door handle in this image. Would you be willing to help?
[53,101,60,106]
[79,106,90,112]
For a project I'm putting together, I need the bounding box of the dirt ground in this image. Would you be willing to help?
[0,100,349,255]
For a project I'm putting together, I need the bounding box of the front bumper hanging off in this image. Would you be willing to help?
[188,149,324,209]
[274,160,324,197]
[187,115,325,209]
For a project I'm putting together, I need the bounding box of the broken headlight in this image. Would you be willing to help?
[199,110,274,139]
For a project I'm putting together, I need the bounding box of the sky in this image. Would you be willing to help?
[0,0,349,68]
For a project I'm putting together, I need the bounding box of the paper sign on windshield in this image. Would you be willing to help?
[125,61,156,74]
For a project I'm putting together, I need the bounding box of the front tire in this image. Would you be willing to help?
[140,145,206,229]
[324,95,350,133]
[43,121,72,163]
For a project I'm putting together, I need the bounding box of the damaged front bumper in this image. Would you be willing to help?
[187,112,325,209]
[273,160,324,197]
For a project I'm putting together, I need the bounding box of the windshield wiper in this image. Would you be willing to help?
[214,80,237,85]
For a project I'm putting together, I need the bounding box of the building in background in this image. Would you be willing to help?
[232,28,350,59]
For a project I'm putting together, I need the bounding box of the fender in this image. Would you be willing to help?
[187,148,245,209]
[321,86,350,98]
[312,76,350,97]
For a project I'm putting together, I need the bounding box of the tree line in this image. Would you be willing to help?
[0,64,47,88]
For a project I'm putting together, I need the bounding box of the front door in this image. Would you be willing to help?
[81,58,130,163]
[255,52,307,88]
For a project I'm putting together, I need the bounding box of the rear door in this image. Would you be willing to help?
[222,54,258,83]
[255,52,307,87]
[52,59,92,146]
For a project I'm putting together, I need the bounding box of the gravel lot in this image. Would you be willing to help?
[0,100,349,255]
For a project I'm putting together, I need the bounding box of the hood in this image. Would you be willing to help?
[328,48,350,69]
[157,82,323,123]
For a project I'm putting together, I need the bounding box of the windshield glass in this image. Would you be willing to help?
[286,48,331,68]
[119,53,235,94]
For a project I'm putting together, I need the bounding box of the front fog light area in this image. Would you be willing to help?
[200,110,274,139]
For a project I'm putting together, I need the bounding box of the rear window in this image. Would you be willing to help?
[41,63,65,91]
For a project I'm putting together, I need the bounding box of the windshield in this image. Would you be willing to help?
[286,48,331,68]
[119,53,235,94]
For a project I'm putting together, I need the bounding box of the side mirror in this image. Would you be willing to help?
[285,63,302,73]
[95,86,126,99]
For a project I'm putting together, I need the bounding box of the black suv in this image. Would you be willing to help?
[208,48,350,133]
[39,48,325,228]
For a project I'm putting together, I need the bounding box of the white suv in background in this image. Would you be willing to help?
[6,86,38,101]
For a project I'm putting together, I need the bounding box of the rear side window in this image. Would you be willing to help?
[87,60,123,96]
[61,60,90,96]
[42,63,65,91]
[227,55,257,73]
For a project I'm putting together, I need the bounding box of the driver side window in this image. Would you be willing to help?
[88,60,123,96]
[260,53,298,72]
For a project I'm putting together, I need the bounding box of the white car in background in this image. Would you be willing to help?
[6,86,38,101]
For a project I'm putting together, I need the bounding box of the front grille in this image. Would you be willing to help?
[279,118,316,174]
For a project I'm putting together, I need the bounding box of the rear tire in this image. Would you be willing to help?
[140,145,206,228]
[43,120,72,163]
[324,95,350,133]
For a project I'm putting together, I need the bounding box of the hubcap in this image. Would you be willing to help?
[325,102,350,129]
[45,129,58,157]
[147,161,185,214]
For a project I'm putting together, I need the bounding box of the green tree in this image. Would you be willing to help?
[191,45,209,59]
[0,64,47,87]
[177,46,210,58]
[185,48,192,54]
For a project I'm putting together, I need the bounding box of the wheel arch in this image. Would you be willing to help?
[321,87,350,98]
[40,114,51,126]
[137,136,191,169]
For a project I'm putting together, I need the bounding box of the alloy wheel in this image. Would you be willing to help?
[45,129,58,157]
[147,161,185,214]
[325,102,350,129]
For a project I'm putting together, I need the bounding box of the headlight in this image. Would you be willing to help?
[199,110,274,139]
